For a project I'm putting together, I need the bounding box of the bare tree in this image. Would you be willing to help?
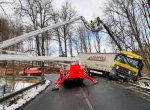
[59,1,77,56]
[0,17,11,42]
[68,31,73,56]
[51,11,65,56]
[73,25,91,54]
[87,32,92,53]
[94,32,102,53]
[0,16,23,51]
[72,36,79,54]
[16,0,53,56]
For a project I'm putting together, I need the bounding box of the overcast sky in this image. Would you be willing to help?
[53,0,106,21]
[0,0,106,19]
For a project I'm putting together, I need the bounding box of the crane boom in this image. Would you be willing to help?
[0,16,83,49]
[0,54,79,62]
[0,16,94,62]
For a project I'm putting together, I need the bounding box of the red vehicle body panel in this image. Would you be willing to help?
[19,67,42,75]
[25,69,42,74]
[53,63,97,90]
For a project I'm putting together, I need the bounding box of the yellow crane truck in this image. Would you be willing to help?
[78,51,144,82]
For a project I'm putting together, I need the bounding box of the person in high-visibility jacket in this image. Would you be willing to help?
[89,20,95,29]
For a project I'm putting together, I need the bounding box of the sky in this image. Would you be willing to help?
[0,0,107,20]
[53,0,106,21]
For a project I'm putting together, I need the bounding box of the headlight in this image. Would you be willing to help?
[116,66,119,69]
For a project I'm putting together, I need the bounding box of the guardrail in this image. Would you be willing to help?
[138,77,150,82]
[0,76,41,79]
[136,77,150,90]
[0,80,46,106]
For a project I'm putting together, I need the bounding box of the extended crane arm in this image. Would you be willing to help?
[0,16,84,49]
[0,16,102,50]
[0,16,102,62]
[0,54,80,62]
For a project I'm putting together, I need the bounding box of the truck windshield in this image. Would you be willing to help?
[115,54,142,69]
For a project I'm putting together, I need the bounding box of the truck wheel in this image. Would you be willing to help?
[129,76,138,82]
[109,75,115,80]
[109,69,116,80]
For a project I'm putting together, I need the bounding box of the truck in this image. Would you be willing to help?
[78,51,144,82]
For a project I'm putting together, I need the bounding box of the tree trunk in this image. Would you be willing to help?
[99,19,122,51]
[63,25,67,57]
[56,29,64,56]
[41,33,45,56]
[36,35,41,56]
[87,33,91,52]
[69,35,73,57]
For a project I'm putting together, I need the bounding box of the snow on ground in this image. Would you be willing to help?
[0,80,51,110]
[132,81,150,92]
[0,79,7,86]
[0,80,34,97]
[137,82,150,90]
[14,81,33,92]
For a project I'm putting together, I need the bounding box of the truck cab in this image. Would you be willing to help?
[110,51,144,82]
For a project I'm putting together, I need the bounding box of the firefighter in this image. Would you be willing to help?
[96,17,101,27]
[94,17,102,32]
[89,20,95,29]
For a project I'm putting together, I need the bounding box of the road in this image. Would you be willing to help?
[19,74,150,110]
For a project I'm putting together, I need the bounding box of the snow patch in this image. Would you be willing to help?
[0,80,51,110]
[14,82,33,92]
[135,82,150,90]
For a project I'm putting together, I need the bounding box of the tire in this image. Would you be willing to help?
[109,69,117,80]
[129,76,138,82]
[108,75,115,80]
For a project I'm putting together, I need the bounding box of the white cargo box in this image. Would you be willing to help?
[78,53,117,73]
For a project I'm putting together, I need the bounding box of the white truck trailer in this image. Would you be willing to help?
[78,52,144,82]
[78,53,117,76]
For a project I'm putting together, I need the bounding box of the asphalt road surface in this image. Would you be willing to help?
[19,74,150,110]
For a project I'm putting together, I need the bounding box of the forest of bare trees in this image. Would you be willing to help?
[0,0,150,74]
